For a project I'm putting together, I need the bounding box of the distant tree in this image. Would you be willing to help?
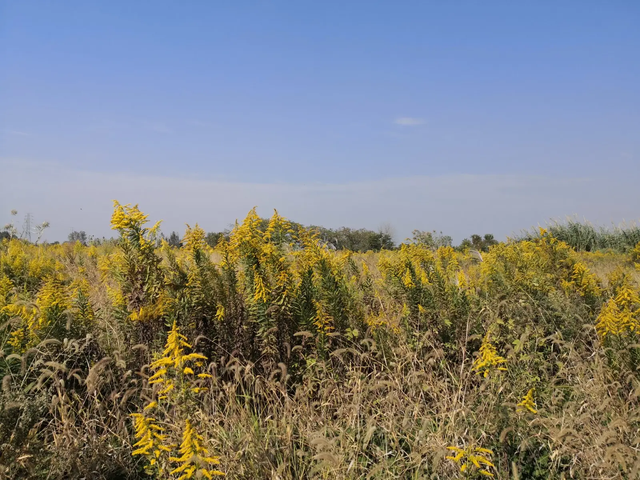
[167,231,182,248]
[376,229,396,250]
[68,230,88,245]
[0,231,10,242]
[457,238,473,251]
[483,234,498,249]
[310,226,394,252]
[205,231,228,247]
[411,230,436,248]
[378,223,396,250]
[410,230,452,249]
[459,233,499,252]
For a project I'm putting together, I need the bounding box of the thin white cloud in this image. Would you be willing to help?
[394,117,425,126]
[3,129,30,136]
[84,120,130,133]
[144,122,173,134]
[2,158,639,244]
[188,120,219,128]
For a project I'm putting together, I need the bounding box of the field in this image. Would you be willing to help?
[1,202,640,479]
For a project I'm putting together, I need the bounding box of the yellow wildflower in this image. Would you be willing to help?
[473,337,507,377]
[313,300,334,334]
[183,223,208,254]
[110,201,149,231]
[131,413,171,459]
[596,285,640,338]
[446,445,495,477]
[402,268,414,287]
[253,272,268,303]
[215,304,225,322]
[517,388,537,414]
[169,420,224,479]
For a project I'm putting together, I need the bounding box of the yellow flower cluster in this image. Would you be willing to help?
[596,285,640,338]
[253,270,269,303]
[111,201,151,231]
[436,245,459,279]
[313,300,334,334]
[402,268,414,288]
[129,293,171,322]
[479,232,575,296]
[446,445,496,477]
[215,304,225,322]
[263,209,295,244]
[4,276,71,351]
[149,322,209,386]
[228,207,263,261]
[106,284,126,309]
[131,323,219,475]
[517,388,537,414]
[110,200,162,256]
[37,276,70,314]
[131,413,172,463]
[1,240,63,284]
[0,277,13,308]
[473,337,507,378]
[567,262,602,298]
[183,223,208,254]
[3,303,36,350]
[169,420,224,479]
[632,241,640,266]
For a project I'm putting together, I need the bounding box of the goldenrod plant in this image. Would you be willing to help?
[1,202,639,479]
[516,388,537,414]
[446,445,496,477]
[109,201,166,341]
[169,420,224,479]
[131,322,220,477]
[473,336,508,378]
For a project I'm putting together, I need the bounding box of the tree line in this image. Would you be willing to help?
[2,210,499,252]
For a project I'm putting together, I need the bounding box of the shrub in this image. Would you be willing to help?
[0,204,638,479]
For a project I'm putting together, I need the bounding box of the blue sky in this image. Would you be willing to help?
[1,1,639,241]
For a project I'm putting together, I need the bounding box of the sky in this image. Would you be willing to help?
[1,1,639,242]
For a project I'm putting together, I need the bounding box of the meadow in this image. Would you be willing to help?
[1,202,639,479]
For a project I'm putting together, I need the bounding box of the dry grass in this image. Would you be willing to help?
[1,209,640,479]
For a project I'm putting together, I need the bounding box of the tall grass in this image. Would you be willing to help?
[519,217,640,252]
[1,204,639,479]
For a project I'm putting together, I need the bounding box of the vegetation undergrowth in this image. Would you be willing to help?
[519,217,640,253]
[1,204,639,479]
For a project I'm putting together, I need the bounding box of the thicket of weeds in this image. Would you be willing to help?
[1,202,640,479]
[519,218,640,253]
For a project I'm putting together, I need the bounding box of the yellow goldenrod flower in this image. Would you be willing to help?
[169,420,224,479]
[473,337,507,378]
[402,268,414,288]
[131,413,170,459]
[313,300,334,334]
[110,201,150,231]
[361,261,370,276]
[596,285,640,338]
[253,272,269,303]
[517,388,537,414]
[446,445,495,477]
[215,304,225,322]
[183,223,208,254]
